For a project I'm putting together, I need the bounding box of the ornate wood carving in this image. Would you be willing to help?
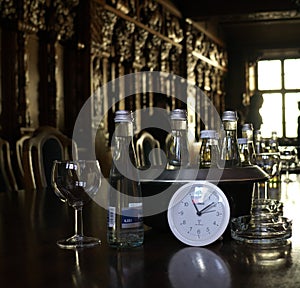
[0,0,80,138]
[134,27,149,69]
[140,0,163,32]
[23,0,46,32]
[0,0,17,20]
[89,0,227,143]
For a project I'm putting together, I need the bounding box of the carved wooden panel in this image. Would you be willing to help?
[0,0,79,142]
[0,0,228,150]
[185,20,227,139]
[90,0,185,144]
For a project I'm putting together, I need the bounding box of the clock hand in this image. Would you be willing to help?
[191,198,216,216]
[198,202,216,215]
[191,198,201,216]
[201,209,216,214]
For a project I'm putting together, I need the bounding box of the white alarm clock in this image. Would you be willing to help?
[167,181,230,246]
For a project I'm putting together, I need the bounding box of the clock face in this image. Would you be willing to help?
[167,181,230,246]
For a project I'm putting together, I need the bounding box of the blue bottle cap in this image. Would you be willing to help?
[114,110,133,122]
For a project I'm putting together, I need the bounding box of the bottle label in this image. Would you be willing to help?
[108,206,116,228]
[122,203,143,229]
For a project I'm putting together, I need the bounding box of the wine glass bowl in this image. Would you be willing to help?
[254,152,281,179]
[52,160,102,249]
[279,146,298,183]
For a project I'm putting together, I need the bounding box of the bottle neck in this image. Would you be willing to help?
[239,143,252,166]
[221,120,240,166]
[199,138,219,168]
[114,121,133,138]
[112,121,136,165]
[223,120,237,131]
[242,130,253,141]
[171,119,187,131]
[167,119,189,168]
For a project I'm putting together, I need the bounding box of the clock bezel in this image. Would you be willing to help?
[167,181,230,246]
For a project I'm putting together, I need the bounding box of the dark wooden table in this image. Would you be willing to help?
[1,175,300,288]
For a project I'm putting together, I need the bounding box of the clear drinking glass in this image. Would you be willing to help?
[280,147,297,183]
[51,160,101,249]
[254,152,281,198]
[231,152,292,245]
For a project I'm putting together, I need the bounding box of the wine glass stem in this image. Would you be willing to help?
[264,181,268,199]
[74,206,84,237]
[286,164,289,179]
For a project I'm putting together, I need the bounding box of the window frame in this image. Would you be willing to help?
[256,57,300,140]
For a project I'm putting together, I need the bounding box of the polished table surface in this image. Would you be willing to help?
[1,174,300,288]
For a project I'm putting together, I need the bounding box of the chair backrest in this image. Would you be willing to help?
[136,131,162,168]
[15,134,31,189]
[0,138,18,192]
[22,126,78,191]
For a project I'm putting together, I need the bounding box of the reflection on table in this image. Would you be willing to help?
[1,174,300,287]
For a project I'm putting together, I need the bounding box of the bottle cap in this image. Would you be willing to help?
[170,109,187,120]
[238,138,248,145]
[114,110,133,122]
[222,110,238,121]
[242,123,253,131]
[254,130,262,135]
[200,130,216,139]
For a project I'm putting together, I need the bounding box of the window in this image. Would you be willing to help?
[257,58,300,138]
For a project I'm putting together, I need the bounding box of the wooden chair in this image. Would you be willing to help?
[135,131,162,169]
[22,126,78,191]
[15,134,31,189]
[0,137,18,192]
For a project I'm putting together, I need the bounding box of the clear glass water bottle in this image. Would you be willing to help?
[242,123,256,163]
[254,130,265,154]
[269,131,279,152]
[199,130,219,168]
[238,137,252,166]
[220,110,241,167]
[107,110,144,248]
[166,109,189,168]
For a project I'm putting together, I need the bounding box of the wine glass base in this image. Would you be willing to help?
[56,235,101,249]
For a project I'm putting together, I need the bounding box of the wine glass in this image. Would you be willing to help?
[231,152,292,245]
[52,160,101,249]
[254,152,281,198]
[280,146,297,183]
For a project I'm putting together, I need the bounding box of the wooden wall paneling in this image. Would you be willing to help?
[90,2,116,175]
[0,27,19,143]
[90,3,117,146]
[56,42,64,131]
[113,18,135,110]
[90,0,227,152]
[133,26,149,131]
[185,18,227,139]
[16,31,30,131]
[27,34,39,130]
[38,31,57,127]
[0,0,81,138]
[91,0,184,140]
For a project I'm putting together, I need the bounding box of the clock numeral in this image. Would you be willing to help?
[216,211,223,217]
[178,210,184,216]
[213,220,219,226]
[206,227,211,234]
[180,220,186,225]
[184,202,189,207]
[188,226,193,233]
